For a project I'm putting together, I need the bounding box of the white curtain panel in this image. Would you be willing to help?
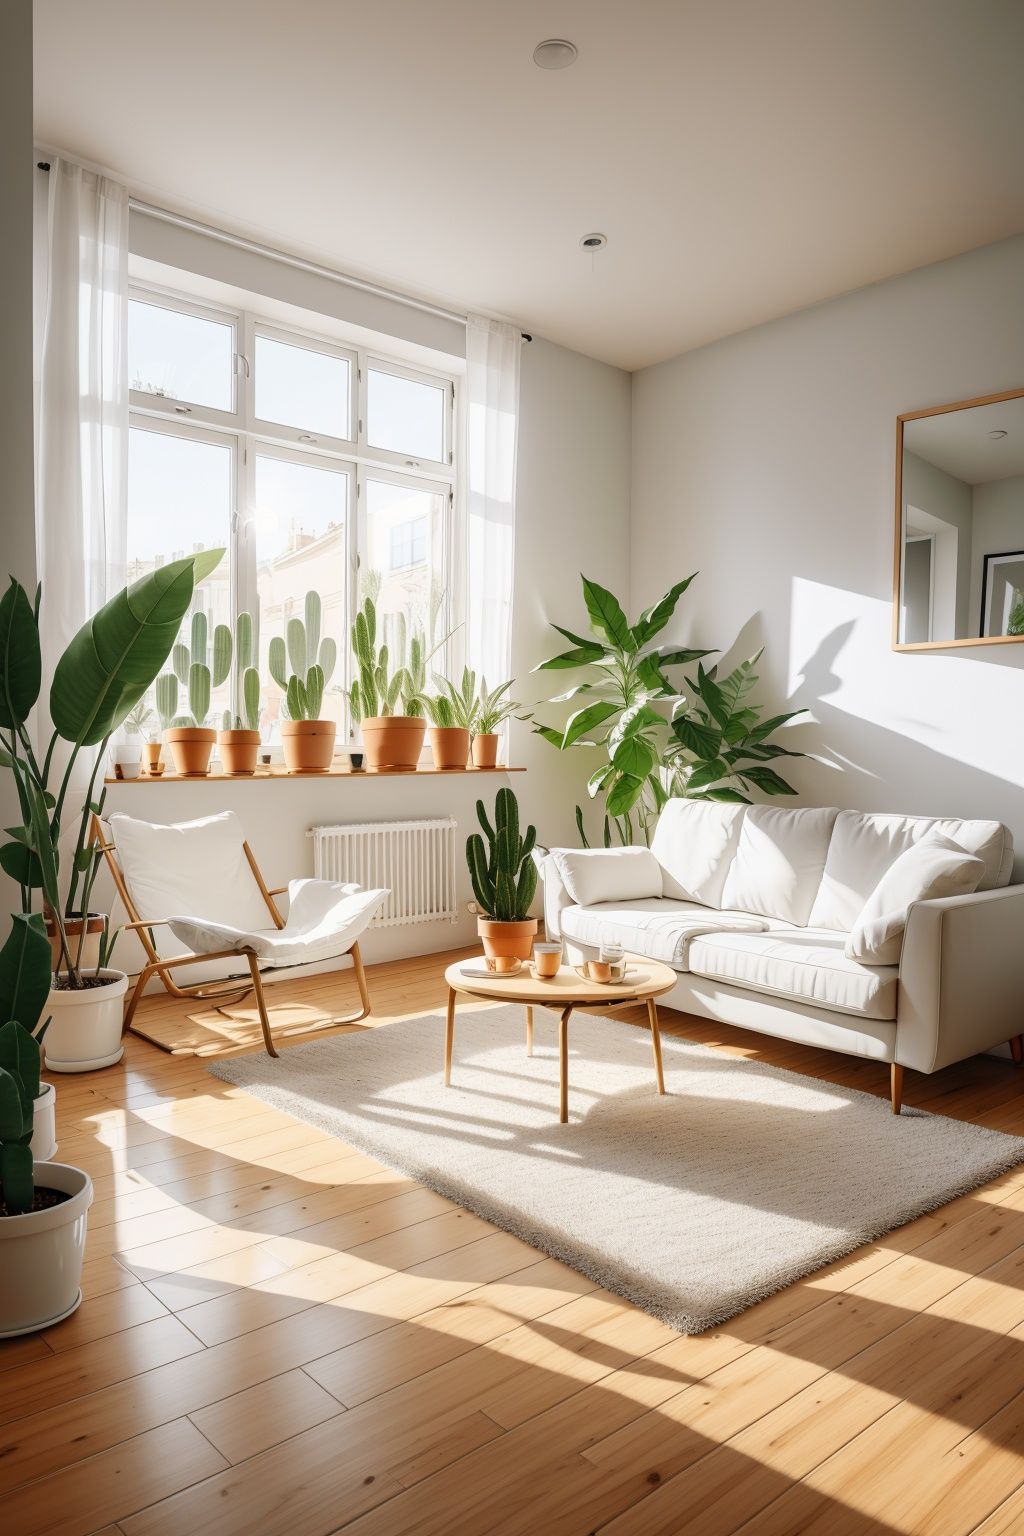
[465,314,520,693]
[36,158,129,784]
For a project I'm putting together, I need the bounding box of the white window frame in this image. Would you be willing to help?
[127,278,459,748]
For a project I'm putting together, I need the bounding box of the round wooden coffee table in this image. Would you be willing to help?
[443,954,677,1124]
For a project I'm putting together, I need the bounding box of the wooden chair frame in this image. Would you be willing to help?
[91,814,371,1057]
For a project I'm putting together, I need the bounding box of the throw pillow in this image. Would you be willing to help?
[845,832,984,966]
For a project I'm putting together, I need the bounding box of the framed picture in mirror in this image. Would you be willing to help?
[893,387,1024,650]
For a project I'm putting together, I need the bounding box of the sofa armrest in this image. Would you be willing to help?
[534,850,575,941]
[896,884,1024,1073]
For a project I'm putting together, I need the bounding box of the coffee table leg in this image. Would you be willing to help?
[559,1006,572,1123]
[647,997,666,1095]
[526,1006,534,1057]
[444,988,456,1086]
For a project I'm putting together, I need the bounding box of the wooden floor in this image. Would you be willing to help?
[5,947,1024,1536]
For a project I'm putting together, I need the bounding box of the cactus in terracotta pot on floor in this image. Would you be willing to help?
[161,609,229,776]
[217,611,263,776]
[466,787,539,964]
[270,591,338,772]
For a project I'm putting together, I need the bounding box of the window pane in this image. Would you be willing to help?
[127,425,233,727]
[255,454,349,740]
[365,477,446,660]
[254,335,351,439]
[128,298,234,412]
[366,367,446,461]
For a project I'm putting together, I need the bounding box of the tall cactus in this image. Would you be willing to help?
[158,603,223,729]
[155,672,179,732]
[221,611,262,730]
[271,590,336,722]
[466,788,537,922]
[347,595,406,723]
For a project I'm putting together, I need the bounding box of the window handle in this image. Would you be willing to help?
[298,433,318,444]
[235,353,251,378]
[174,404,192,415]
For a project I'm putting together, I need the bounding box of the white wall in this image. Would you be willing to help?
[631,235,1024,871]
[901,450,972,639]
[969,476,1024,633]
[0,2,36,933]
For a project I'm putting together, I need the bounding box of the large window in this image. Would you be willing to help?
[128,283,456,747]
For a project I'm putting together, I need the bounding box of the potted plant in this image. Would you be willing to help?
[2,917,57,1161]
[217,611,262,776]
[347,597,428,770]
[466,787,539,961]
[0,551,223,1074]
[159,610,229,777]
[270,591,338,773]
[471,677,527,768]
[0,917,93,1335]
[425,694,470,770]
[109,700,152,779]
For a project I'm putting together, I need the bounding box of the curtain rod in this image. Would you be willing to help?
[36,161,533,342]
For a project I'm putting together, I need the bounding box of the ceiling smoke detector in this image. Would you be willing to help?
[580,233,607,251]
[533,39,578,70]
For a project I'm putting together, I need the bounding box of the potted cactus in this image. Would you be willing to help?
[347,597,429,770]
[426,665,477,770]
[270,590,338,773]
[466,787,539,961]
[0,914,93,1335]
[160,610,230,776]
[217,611,262,776]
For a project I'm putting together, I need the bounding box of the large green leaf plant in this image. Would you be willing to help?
[0,550,224,982]
[533,575,806,844]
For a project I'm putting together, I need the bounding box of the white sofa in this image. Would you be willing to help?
[538,801,1023,1112]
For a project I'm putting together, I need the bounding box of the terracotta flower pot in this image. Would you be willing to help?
[477,916,539,962]
[361,715,427,771]
[281,719,337,773]
[45,912,104,973]
[428,726,470,770]
[217,728,260,776]
[142,742,163,776]
[166,727,215,777]
[472,733,500,768]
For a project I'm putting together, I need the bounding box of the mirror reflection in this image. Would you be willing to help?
[897,392,1024,646]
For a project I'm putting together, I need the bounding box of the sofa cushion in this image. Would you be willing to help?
[559,899,770,969]
[550,846,662,907]
[109,810,271,931]
[845,832,984,965]
[808,811,1012,933]
[649,799,747,907]
[688,928,898,1021]
[720,805,838,927]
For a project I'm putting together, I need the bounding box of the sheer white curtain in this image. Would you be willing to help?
[465,315,520,691]
[36,158,129,767]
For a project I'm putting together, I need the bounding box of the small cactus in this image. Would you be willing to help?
[158,604,217,728]
[271,591,336,721]
[465,788,537,922]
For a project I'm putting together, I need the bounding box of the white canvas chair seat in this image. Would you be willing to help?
[167,878,387,967]
[97,810,388,1058]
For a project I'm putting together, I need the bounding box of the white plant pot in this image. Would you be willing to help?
[44,969,128,1073]
[0,1162,92,1337]
[31,1082,57,1161]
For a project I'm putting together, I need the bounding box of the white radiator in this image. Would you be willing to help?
[311,817,458,928]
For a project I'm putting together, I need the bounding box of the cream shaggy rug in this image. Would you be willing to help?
[208,1006,1024,1333]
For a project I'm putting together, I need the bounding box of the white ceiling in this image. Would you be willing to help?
[905,396,1024,484]
[33,0,1024,371]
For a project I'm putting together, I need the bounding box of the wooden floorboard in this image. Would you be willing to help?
[2,945,1023,1534]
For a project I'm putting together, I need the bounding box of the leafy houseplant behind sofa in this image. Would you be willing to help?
[537,800,1021,1113]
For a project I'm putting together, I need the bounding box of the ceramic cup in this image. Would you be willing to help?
[533,942,562,979]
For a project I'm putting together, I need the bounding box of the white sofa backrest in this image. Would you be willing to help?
[807,811,1014,932]
[649,800,746,907]
[720,805,838,927]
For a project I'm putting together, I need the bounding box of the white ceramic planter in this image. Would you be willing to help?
[30,1083,57,1161]
[0,1162,93,1337]
[44,969,128,1073]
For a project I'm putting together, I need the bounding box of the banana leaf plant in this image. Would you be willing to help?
[0,549,224,982]
[664,650,807,803]
[0,914,51,1213]
[532,574,713,843]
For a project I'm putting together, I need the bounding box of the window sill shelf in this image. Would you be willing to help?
[105,764,525,784]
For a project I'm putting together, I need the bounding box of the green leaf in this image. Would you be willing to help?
[533,644,605,672]
[738,765,799,795]
[0,580,41,730]
[50,551,225,746]
[0,842,41,886]
[670,715,721,758]
[686,758,732,790]
[605,771,645,817]
[586,761,616,798]
[608,702,664,752]
[550,623,606,653]
[696,673,731,728]
[702,787,751,803]
[562,701,619,749]
[634,655,676,696]
[746,709,808,745]
[0,913,51,1032]
[581,578,634,651]
[650,645,714,667]
[531,723,565,749]
[631,575,696,647]
[611,736,656,779]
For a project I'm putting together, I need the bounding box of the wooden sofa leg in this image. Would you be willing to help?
[1010,1036,1023,1064]
[890,1064,904,1116]
[247,953,279,1059]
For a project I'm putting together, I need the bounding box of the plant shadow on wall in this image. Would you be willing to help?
[532,574,808,845]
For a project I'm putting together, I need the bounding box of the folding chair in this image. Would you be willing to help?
[95,810,388,1057]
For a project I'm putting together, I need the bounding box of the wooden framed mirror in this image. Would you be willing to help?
[893,387,1024,650]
